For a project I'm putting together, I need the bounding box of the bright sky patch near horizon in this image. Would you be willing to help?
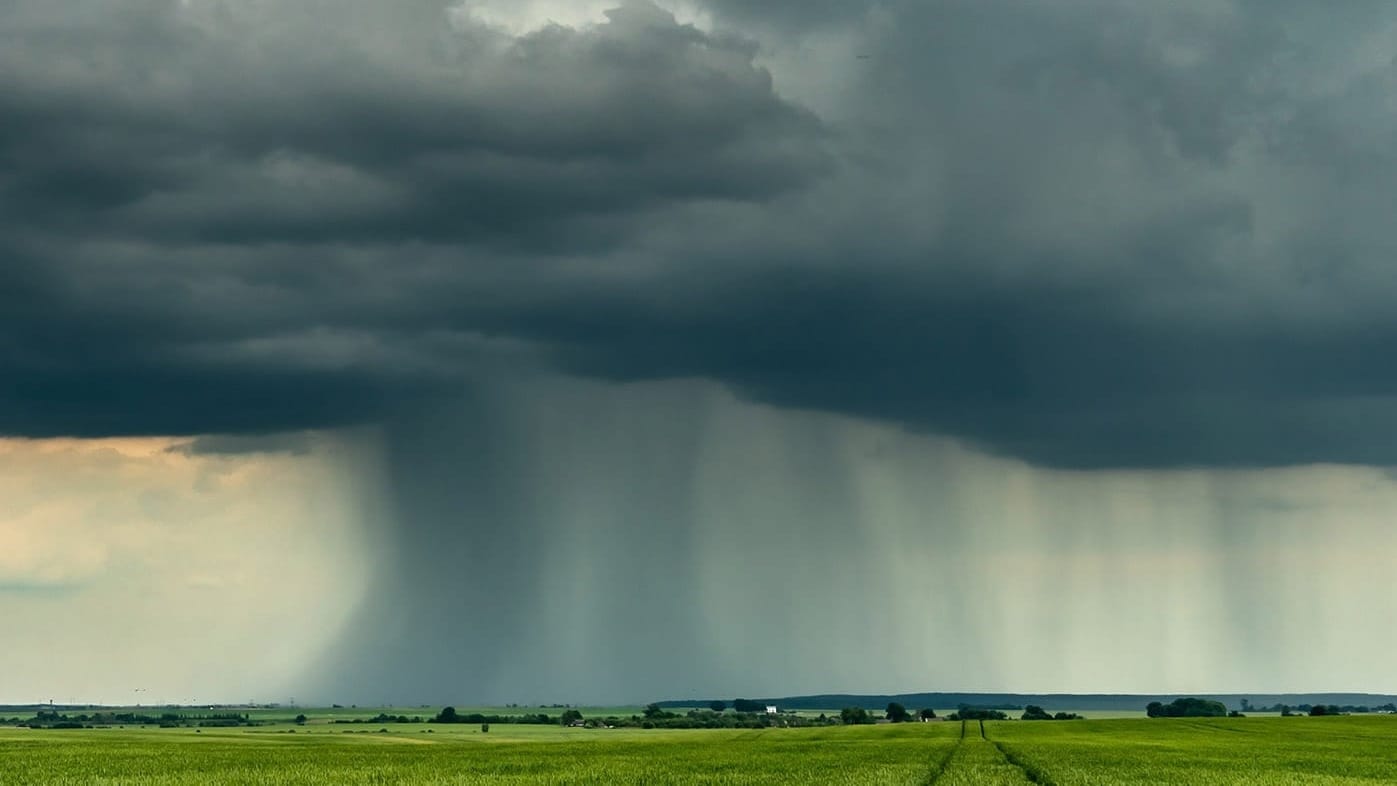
[0,435,381,705]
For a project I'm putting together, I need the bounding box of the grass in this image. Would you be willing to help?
[3,712,1395,784]
[0,723,956,785]
[987,716,1397,785]
[934,733,1035,785]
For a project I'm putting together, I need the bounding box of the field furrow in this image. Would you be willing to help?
[929,730,1035,785]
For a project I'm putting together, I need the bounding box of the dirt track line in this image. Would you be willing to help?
[1180,719,1256,734]
[989,739,1057,786]
[923,724,966,785]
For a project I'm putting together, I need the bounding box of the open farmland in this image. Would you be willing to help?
[0,722,956,786]
[989,715,1397,785]
[2,715,1395,784]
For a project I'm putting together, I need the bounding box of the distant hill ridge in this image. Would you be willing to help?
[657,693,1397,712]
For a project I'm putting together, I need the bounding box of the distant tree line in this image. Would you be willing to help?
[834,704,936,725]
[1145,697,1397,718]
[1305,705,1348,717]
[1146,699,1228,718]
[884,703,911,723]
[1268,703,1392,716]
[333,713,425,725]
[432,707,560,726]
[431,704,838,731]
[840,707,872,724]
[627,704,836,730]
[1020,705,1081,721]
[1239,698,1397,715]
[4,710,259,729]
[947,706,1009,721]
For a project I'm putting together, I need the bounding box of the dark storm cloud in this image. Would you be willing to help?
[0,1,823,245]
[6,0,1397,467]
[0,0,824,435]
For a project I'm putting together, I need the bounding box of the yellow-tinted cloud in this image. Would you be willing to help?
[0,432,381,704]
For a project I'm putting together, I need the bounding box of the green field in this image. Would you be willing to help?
[2,714,1395,784]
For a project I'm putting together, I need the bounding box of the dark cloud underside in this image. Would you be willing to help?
[5,0,1397,467]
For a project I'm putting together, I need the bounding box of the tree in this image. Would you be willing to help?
[643,704,666,719]
[1145,698,1227,718]
[294,714,307,726]
[1021,705,1052,721]
[885,702,911,723]
[840,707,872,725]
[919,708,937,721]
[561,709,583,725]
[708,700,727,713]
[436,707,458,723]
[950,707,1008,721]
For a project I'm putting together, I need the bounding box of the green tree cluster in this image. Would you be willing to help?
[1146,698,1228,718]
[1021,705,1081,721]
[840,707,873,725]
[947,706,1008,721]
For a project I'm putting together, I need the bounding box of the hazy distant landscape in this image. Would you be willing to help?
[3,699,1396,784]
[658,692,1397,714]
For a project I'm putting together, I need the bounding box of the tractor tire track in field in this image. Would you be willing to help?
[1180,719,1257,734]
[981,723,1058,786]
[927,721,1054,785]
[921,731,961,785]
[921,721,966,784]
[989,739,1057,786]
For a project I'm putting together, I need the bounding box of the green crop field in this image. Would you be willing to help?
[988,716,1397,785]
[2,714,1394,784]
[0,723,954,785]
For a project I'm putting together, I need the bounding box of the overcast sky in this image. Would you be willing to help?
[4,0,1397,704]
